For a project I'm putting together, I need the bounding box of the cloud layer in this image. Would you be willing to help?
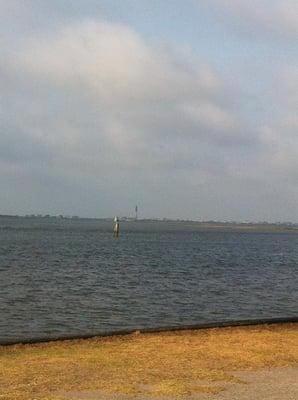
[0,2,297,220]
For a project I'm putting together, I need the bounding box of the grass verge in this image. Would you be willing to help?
[0,323,297,399]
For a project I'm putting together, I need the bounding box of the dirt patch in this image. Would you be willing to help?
[57,367,298,400]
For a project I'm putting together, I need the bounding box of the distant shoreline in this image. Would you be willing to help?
[1,214,298,233]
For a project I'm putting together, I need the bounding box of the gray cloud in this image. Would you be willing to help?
[198,0,298,41]
[2,20,248,162]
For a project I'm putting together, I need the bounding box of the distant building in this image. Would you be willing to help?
[135,205,138,220]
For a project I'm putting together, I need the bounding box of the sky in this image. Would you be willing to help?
[0,0,297,221]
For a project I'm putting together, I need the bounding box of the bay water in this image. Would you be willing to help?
[0,217,297,343]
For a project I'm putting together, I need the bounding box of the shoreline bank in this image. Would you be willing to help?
[1,316,298,346]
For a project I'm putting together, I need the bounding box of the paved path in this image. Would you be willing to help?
[203,367,298,400]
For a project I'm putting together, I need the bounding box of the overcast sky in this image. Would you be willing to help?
[0,1,297,221]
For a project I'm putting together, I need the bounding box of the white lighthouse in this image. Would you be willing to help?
[113,216,120,237]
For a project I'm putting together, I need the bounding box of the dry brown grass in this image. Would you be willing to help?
[0,323,297,399]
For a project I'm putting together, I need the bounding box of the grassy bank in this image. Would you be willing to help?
[0,323,297,399]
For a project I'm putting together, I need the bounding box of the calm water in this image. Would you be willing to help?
[0,217,297,343]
